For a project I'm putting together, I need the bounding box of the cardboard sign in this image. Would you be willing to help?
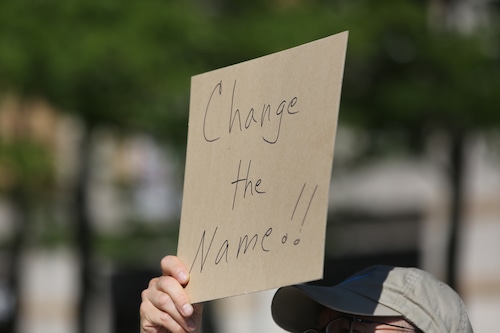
[177,31,348,303]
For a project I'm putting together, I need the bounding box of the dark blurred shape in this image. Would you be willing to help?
[320,208,422,286]
[112,268,157,333]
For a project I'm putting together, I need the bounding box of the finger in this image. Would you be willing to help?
[154,275,194,317]
[140,295,187,333]
[142,283,199,333]
[160,256,190,285]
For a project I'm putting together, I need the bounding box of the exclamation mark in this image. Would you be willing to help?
[291,183,318,245]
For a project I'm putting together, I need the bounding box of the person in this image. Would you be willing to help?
[140,255,473,333]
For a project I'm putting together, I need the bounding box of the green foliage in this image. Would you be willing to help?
[95,222,180,265]
[0,139,54,193]
[336,0,500,132]
[0,0,213,137]
[1,0,498,143]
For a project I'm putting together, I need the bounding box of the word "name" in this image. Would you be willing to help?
[189,226,273,273]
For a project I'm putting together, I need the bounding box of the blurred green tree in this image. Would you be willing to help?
[0,1,216,332]
[335,0,500,289]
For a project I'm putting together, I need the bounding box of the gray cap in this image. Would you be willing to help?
[271,265,473,333]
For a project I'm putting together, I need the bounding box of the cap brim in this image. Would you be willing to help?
[271,284,400,332]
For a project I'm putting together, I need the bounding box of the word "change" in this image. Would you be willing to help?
[203,80,300,144]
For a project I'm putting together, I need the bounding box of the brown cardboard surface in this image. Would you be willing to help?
[177,31,348,303]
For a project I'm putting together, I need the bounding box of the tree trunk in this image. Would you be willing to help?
[4,187,28,333]
[446,129,466,290]
[75,124,93,333]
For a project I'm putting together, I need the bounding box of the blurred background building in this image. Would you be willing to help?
[0,0,499,332]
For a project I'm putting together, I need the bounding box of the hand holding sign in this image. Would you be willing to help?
[178,31,348,303]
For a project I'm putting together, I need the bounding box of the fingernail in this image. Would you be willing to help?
[178,271,188,283]
[182,303,193,316]
[187,318,197,331]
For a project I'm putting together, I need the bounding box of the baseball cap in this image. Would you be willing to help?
[271,265,473,333]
